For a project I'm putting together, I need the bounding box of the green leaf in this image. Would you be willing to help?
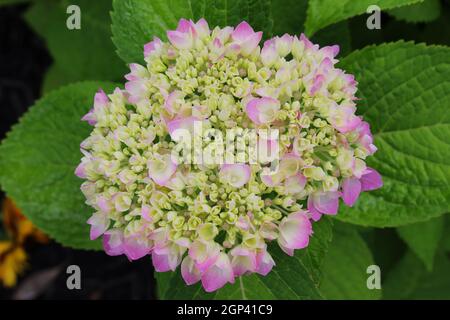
[442,215,450,253]
[111,0,273,64]
[0,81,120,249]
[389,0,441,23]
[198,0,273,36]
[311,21,352,57]
[335,42,450,227]
[25,0,126,83]
[304,0,424,36]
[270,0,307,35]
[319,222,381,299]
[41,65,80,94]
[383,250,450,299]
[397,215,445,271]
[156,217,333,300]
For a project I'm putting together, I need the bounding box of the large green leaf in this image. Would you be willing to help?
[111,0,273,64]
[270,0,307,36]
[304,0,423,36]
[389,0,441,23]
[25,0,126,88]
[397,215,445,271]
[0,82,120,249]
[156,217,333,300]
[335,42,450,227]
[319,223,381,299]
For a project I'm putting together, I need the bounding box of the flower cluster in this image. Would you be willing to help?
[76,19,382,292]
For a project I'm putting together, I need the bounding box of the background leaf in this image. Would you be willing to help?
[25,0,126,90]
[0,81,120,249]
[397,215,445,271]
[270,0,307,35]
[305,0,424,36]
[319,222,381,299]
[336,42,450,227]
[111,0,273,64]
[389,0,441,23]
[156,217,333,299]
[383,250,450,299]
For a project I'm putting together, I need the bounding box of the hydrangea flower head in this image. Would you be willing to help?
[76,19,382,292]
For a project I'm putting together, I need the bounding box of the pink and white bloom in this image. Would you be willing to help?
[201,253,234,292]
[261,39,278,66]
[181,255,202,285]
[219,163,251,188]
[87,212,109,240]
[77,18,381,293]
[147,154,177,186]
[231,21,263,56]
[229,246,257,276]
[167,18,196,50]
[103,229,125,256]
[246,97,280,125]
[144,36,163,58]
[255,249,275,276]
[307,191,340,221]
[81,89,109,125]
[328,102,361,133]
[278,212,313,256]
[189,239,221,273]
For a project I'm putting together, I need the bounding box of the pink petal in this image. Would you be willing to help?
[103,229,125,256]
[342,177,362,207]
[176,18,194,33]
[87,212,109,240]
[167,116,198,139]
[125,63,148,81]
[309,191,340,215]
[167,30,193,50]
[189,240,220,273]
[232,21,255,42]
[144,37,162,58]
[151,250,171,272]
[255,249,275,276]
[141,205,152,222]
[278,212,312,252]
[181,255,202,285]
[246,97,280,125]
[220,163,251,188]
[201,253,234,292]
[123,236,151,260]
[194,18,210,38]
[148,155,177,186]
[284,173,307,194]
[74,162,86,178]
[152,245,182,272]
[81,110,96,125]
[230,247,257,276]
[261,39,277,66]
[360,168,383,191]
[94,89,108,108]
[96,195,112,213]
[240,31,263,55]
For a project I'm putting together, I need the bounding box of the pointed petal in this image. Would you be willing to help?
[360,168,383,191]
[201,253,234,292]
[342,177,362,207]
[181,255,202,285]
